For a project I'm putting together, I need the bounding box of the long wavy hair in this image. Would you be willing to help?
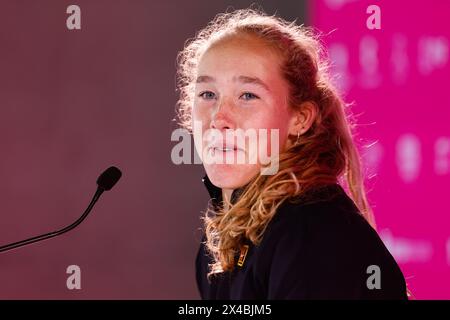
[176,8,375,276]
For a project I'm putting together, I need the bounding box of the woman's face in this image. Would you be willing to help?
[192,35,294,190]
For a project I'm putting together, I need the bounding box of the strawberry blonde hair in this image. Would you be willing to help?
[176,8,375,276]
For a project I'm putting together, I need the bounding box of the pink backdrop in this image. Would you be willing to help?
[311,0,450,299]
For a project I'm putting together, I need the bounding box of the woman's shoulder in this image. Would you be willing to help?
[254,184,407,299]
[261,183,383,252]
[267,184,365,234]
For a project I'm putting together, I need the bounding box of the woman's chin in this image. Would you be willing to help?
[205,164,258,189]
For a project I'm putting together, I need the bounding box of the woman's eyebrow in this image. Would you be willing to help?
[236,76,270,92]
[196,75,215,84]
[196,75,270,92]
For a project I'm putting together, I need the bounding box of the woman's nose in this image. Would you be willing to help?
[210,98,235,130]
[210,115,232,130]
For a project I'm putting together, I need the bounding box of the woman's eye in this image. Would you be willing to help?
[198,91,216,100]
[240,92,259,101]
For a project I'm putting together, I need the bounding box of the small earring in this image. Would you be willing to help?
[295,131,300,145]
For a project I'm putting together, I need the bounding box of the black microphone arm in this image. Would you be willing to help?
[0,166,122,253]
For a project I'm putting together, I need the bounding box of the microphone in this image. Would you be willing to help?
[0,166,122,253]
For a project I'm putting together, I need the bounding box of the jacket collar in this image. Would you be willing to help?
[201,174,343,211]
[202,174,222,203]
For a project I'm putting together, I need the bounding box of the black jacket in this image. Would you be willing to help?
[196,175,408,300]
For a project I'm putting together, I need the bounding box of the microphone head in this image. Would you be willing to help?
[97,166,122,191]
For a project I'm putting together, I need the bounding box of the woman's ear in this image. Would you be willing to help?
[288,101,318,137]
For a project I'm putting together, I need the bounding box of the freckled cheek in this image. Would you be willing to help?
[243,117,288,157]
[192,104,211,129]
[243,110,282,131]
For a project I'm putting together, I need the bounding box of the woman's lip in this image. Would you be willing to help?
[207,146,244,152]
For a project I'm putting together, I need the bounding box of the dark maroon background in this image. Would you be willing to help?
[0,0,306,299]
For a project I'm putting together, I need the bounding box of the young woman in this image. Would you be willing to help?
[176,9,408,299]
